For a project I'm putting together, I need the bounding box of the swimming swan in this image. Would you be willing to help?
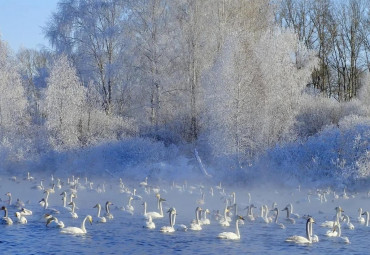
[218,216,245,240]
[358,208,366,224]
[320,206,343,228]
[143,198,165,219]
[60,215,93,235]
[14,212,27,224]
[105,201,114,220]
[328,223,350,244]
[69,201,78,219]
[160,208,176,233]
[271,208,286,229]
[285,217,316,244]
[93,203,107,223]
[46,217,65,228]
[190,207,202,231]
[1,206,13,225]
[144,215,156,229]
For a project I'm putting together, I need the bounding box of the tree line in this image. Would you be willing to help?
[0,0,369,169]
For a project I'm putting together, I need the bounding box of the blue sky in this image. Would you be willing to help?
[0,0,59,51]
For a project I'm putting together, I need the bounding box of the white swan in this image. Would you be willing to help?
[287,203,300,219]
[104,201,114,220]
[362,211,369,226]
[93,203,107,223]
[46,216,65,228]
[160,208,176,233]
[245,204,256,222]
[200,209,211,225]
[320,206,343,228]
[328,223,350,244]
[19,208,32,216]
[218,216,244,240]
[14,212,27,224]
[219,202,230,227]
[285,217,316,244]
[125,197,134,215]
[189,207,202,231]
[271,208,286,229]
[342,214,354,230]
[1,206,13,225]
[358,208,366,224]
[69,201,78,219]
[60,215,93,235]
[144,215,156,229]
[143,198,165,219]
[281,207,296,224]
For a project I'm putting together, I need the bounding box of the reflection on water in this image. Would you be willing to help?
[0,176,369,254]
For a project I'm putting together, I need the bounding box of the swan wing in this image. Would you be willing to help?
[285,235,310,244]
[218,232,239,240]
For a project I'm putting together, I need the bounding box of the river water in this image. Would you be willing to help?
[0,176,368,254]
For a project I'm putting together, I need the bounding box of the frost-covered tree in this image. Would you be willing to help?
[44,55,86,150]
[0,38,30,159]
[45,0,129,114]
[204,24,317,165]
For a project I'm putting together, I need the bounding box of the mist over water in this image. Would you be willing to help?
[0,172,369,255]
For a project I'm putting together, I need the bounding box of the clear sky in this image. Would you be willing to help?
[0,0,59,51]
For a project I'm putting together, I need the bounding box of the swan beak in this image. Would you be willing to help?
[89,217,93,225]
[46,218,53,226]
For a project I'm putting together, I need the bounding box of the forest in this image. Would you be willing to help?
[0,0,369,187]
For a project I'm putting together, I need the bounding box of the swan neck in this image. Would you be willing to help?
[97,205,101,217]
[306,220,312,242]
[81,216,87,232]
[274,210,278,223]
[159,201,163,216]
[235,219,240,237]
[143,202,147,215]
[3,208,7,218]
[106,203,110,213]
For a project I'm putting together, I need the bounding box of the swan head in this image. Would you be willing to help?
[46,217,56,226]
[155,193,161,199]
[87,215,93,224]
[282,207,288,211]
[307,217,315,224]
[5,192,11,197]
[14,212,20,218]
[106,201,113,206]
[159,198,166,203]
[60,191,66,196]
[1,206,6,211]
[68,201,75,206]
[93,204,100,208]
[335,206,344,213]
[237,215,245,221]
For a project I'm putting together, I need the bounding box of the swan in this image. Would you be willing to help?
[14,212,27,224]
[189,207,202,231]
[219,205,230,227]
[281,207,296,224]
[104,201,114,219]
[287,203,299,219]
[60,191,70,210]
[245,204,256,221]
[362,211,369,226]
[358,208,366,224]
[39,198,60,215]
[342,214,354,230]
[19,208,32,216]
[5,192,12,206]
[125,196,134,215]
[46,217,65,228]
[93,203,107,223]
[1,206,13,225]
[256,205,269,224]
[320,206,343,228]
[140,177,148,187]
[143,198,165,219]
[60,215,93,235]
[270,208,286,229]
[160,208,176,233]
[285,217,316,244]
[218,216,244,240]
[263,205,273,223]
[328,223,350,244]
[200,209,211,225]
[69,201,78,218]
[144,215,155,229]
[325,221,341,237]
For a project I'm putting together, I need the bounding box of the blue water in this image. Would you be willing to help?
[0,176,368,255]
